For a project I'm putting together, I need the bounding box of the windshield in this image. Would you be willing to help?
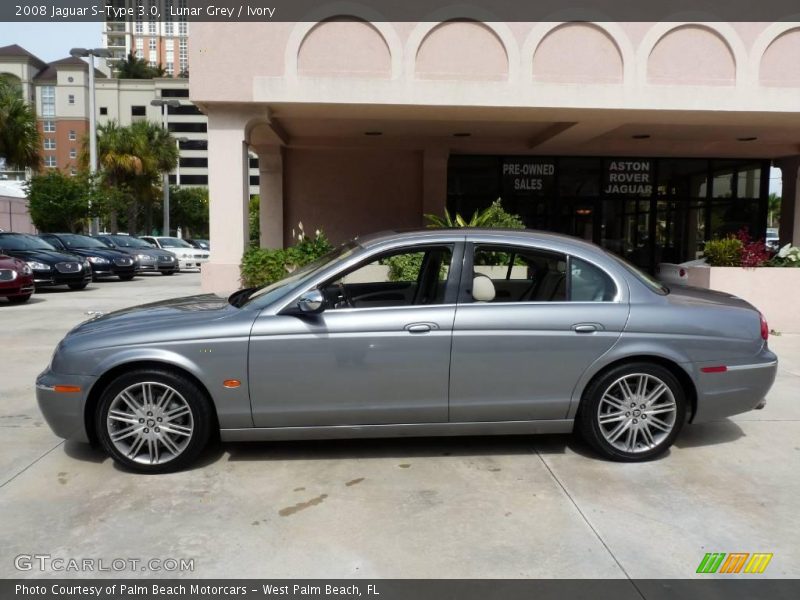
[241,241,359,307]
[0,234,57,251]
[610,253,669,295]
[57,234,108,249]
[158,237,193,248]
[109,235,153,249]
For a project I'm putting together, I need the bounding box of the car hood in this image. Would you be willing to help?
[666,285,756,311]
[63,247,130,260]
[68,293,236,338]
[3,248,84,264]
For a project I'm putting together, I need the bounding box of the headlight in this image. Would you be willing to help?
[21,264,33,275]
[87,256,109,264]
[27,261,50,271]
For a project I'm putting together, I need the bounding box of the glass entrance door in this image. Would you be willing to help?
[600,198,652,269]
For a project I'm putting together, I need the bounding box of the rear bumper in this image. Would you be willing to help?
[692,350,778,423]
[35,368,96,442]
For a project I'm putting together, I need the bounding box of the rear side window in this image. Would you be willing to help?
[471,245,568,302]
[570,257,617,302]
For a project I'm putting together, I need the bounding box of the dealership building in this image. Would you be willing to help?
[189,19,800,293]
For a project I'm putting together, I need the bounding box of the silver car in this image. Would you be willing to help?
[36,229,777,473]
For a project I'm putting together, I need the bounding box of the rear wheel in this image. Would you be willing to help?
[68,282,88,290]
[7,293,32,304]
[578,363,686,462]
[95,369,212,473]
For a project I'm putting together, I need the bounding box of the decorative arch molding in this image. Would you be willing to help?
[749,19,800,84]
[637,20,748,87]
[405,7,520,83]
[521,20,634,86]
[285,3,403,81]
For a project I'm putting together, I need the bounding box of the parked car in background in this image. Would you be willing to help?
[95,234,178,276]
[766,228,780,252]
[140,236,209,270]
[0,252,35,303]
[0,232,92,290]
[37,229,777,472]
[655,259,707,287]
[39,233,137,281]
[186,239,210,251]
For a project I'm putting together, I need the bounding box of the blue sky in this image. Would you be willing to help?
[3,22,103,62]
[0,22,783,195]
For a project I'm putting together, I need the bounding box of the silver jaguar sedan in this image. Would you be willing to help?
[36,229,777,473]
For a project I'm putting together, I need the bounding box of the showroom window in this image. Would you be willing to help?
[323,246,454,309]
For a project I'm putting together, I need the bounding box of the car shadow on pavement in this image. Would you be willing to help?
[1,297,46,306]
[64,440,108,464]
[221,435,545,464]
[673,419,745,449]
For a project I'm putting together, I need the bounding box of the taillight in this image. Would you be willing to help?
[760,313,769,341]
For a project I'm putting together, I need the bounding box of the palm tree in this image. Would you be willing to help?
[115,54,168,79]
[768,193,781,228]
[129,120,178,233]
[0,78,40,172]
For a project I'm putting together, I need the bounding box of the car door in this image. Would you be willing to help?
[248,242,463,427]
[449,241,629,422]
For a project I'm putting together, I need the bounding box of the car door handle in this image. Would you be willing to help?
[573,324,598,333]
[405,323,433,334]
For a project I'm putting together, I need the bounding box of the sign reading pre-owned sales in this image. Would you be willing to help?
[603,159,653,196]
[503,158,555,196]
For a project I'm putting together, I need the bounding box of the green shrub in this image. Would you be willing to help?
[425,199,525,229]
[240,226,331,288]
[704,237,743,267]
[383,252,424,282]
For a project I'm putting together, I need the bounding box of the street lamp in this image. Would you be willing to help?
[150,98,180,236]
[70,47,110,235]
[174,137,189,186]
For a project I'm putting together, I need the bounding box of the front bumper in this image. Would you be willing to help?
[0,278,34,297]
[692,349,778,423]
[35,368,96,442]
[177,257,208,270]
[33,270,92,287]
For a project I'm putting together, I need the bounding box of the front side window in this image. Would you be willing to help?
[321,246,453,310]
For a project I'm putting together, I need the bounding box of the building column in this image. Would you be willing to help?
[776,156,800,247]
[254,145,284,248]
[422,148,449,224]
[201,108,251,295]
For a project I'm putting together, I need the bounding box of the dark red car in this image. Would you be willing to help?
[0,252,35,304]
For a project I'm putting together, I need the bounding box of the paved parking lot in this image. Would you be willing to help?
[1,274,798,579]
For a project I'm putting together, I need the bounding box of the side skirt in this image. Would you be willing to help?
[221,419,574,442]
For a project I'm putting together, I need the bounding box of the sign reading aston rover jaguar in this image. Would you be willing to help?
[502,158,556,196]
[603,159,654,196]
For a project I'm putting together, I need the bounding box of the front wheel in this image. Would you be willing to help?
[95,369,213,473]
[577,363,686,462]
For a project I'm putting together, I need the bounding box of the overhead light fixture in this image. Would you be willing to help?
[453,132,472,137]
[364,131,383,136]
[631,134,651,139]
[737,136,758,142]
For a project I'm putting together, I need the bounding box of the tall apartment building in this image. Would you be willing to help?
[103,0,190,76]
[0,44,259,193]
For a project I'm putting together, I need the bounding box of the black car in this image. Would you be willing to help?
[0,232,92,290]
[95,234,178,275]
[39,234,137,281]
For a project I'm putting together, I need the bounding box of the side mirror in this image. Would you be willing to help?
[297,289,325,314]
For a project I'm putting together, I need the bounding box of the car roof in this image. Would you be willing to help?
[355,228,603,253]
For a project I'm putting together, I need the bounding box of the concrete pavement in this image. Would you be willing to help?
[0,274,797,579]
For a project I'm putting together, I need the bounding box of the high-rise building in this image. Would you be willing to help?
[103,0,190,76]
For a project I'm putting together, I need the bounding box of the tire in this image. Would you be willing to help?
[577,362,686,462]
[95,369,213,473]
[119,274,135,281]
[7,293,32,304]
[162,271,175,276]
[68,282,88,290]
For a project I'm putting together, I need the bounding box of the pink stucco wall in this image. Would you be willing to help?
[415,21,508,80]
[760,28,800,86]
[532,23,623,83]
[647,25,735,85]
[299,20,391,78]
[283,148,423,245]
